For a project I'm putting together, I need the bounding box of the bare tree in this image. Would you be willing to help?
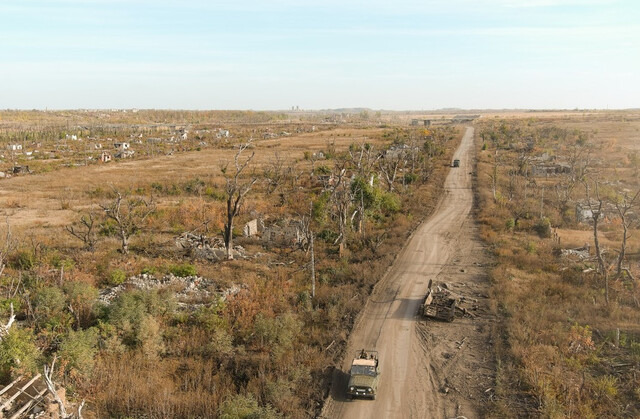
[328,161,352,256]
[0,219,15,278]
[65,211,99,251]
[488,150,500,203]
[614,189,640,276]
[100,189,156,255]
[44,355,85,419]
[263,152,286,195]
[378,151,403,192]
[0,303,15,341]
[221,142,257,260]
[554,138,594,220]
[348,142,380,179]
[583,178,609,304]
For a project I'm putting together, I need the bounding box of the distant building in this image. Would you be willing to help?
[100,151,112,163]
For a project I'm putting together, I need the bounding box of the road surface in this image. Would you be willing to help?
[322,126,494,419]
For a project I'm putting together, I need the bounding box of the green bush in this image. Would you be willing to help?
[505,218,515,231]
[10,250,35,270]
[33,286,71,332]
[0,328,40,381]
[106,290,173,353]
[108,269,127,286]
[533,217,552,238]
[58,328,99,377]
[169,263,197,277]
[141,266,156,275]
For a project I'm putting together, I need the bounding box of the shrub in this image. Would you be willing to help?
[218,394,281,419]
[10,250,35,270]
[108,269,127,286]
[169,263,197,277]
[33,286,71,332]
[533,217,552,238]
[505,218,515,232]
[0,328,40,381]
[106,290,173,353]
[404,172,418,185]
[141,266,156,275]
[58,328,99,377]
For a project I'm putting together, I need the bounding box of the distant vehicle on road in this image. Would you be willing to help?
[347,350,380,400]
[452,159,460,167]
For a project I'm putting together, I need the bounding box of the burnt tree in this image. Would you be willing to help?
[100,189,155,255]
[221,142,257,260]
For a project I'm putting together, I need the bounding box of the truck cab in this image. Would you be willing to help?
[347,350,380,400]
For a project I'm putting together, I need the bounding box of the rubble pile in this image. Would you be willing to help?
[175,232,247,261]
[99,272,242,305]
[560,246,590,260]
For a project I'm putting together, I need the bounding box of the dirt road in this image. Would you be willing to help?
[321,127,495,419]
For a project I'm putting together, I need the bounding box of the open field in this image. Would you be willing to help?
[474,111,640,418]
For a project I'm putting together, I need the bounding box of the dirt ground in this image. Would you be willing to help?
[320,127,495,419]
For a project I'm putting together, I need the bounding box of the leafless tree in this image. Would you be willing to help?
[583,178,610,304]
[488,150,500,203]
[554,139,594,220]
[44,355,85,419]
[614,189,640,276]
[349,142,380,179]
[0,303,15,341]
[328,161,352,256]
[221,141,257,260]
[378,151,403,192]
[0,219,15,278]
[65,211,99,251]
[263,152,286,195]
[100,189,156,255]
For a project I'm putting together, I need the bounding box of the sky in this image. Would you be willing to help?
[0,0,639,110]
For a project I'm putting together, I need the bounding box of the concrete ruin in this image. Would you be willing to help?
[262,220,307,247]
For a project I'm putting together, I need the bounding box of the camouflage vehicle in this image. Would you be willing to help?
[452,159,460,167]
[347,350,380,400]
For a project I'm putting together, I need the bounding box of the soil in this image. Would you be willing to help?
[320,127,496,419]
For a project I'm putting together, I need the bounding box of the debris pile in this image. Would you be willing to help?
[560,246,590,260]
[175,232,247,261]
[99,272,243,305]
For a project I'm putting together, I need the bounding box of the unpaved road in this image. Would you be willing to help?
[321,127,495,419]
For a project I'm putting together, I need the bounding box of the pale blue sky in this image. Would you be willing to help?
[1,0,638,110]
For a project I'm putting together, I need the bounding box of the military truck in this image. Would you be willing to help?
[452,159,460,167]
[347,350,380,400]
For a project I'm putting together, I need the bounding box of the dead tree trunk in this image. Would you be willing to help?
[615,189,640,276]
[44,355,85,419]
[65,211,99,251]
[584,179,609,304]
[100,189,155,255]
[222,141,257,260]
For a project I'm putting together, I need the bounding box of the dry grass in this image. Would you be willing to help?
[0,111,462,418]
[476,112,640,418]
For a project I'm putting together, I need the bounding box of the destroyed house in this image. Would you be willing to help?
[262,220,306,247]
